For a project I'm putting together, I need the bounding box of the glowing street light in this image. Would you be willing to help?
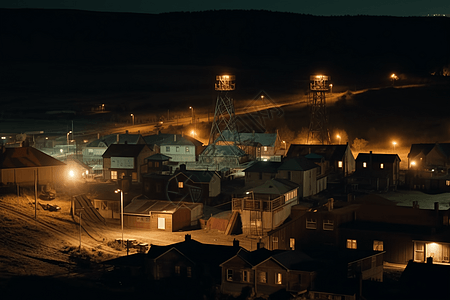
[189,106,194,124]
[337,134,341,145]
[392,141,397,152]
[390,73,399,86]
[329,84,333,94]
[115,189,124,246]
[130,114,135,125]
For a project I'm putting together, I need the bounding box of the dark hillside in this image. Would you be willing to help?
[1,9,450,80]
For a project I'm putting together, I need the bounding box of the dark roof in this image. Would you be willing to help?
[147,238,241,267]
[243,161,282,173]
[102,144,149,158]
[145,153,171,161]
[287,144,349,161]
[339,220,436,236]
[250,178,299,195]
[177,170,218,183]
[279,156,319,171]
[356,152,401,163]
[216,130,278,147]
[0,147,66,169]
[86,134,143,147]
[408,142,450,159]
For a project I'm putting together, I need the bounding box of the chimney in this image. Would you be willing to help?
[233,239,239,247]
[185,234,191,241]
[434,202,439,211]
[327,198,334,211]
[125,130,129,134]
[427,256,433,264]
[256,239,264,249]
[180,164,187,172]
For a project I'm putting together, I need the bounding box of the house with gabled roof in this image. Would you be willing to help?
[140,153,172,175]
[286,144,355,180]
[0,146,66,187]
[352,151,401,190]
[216,130,284,162]
[102,143,154,183]
[407,142,450,191]
[82,133,147,171]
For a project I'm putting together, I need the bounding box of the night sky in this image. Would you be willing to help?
[1,0,449,17]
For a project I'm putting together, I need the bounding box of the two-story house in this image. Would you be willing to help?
[102,143,154,183]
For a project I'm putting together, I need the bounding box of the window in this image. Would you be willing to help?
[380,163,384,169]
[259,271,267,283]
[263,146,268,152]
[446,180,450,186]
[323,220,334,231]
[176,146,180,152]
[373,240,384,251]
[166,146,170,152]
[157,217,165,229]
[175,265,180,275]
[178,181,184,188]
[338,161,343,168]
[306,218,317,229]
[290,238,295,250]
[111,171,117,180]
[347,239,357,249]
[185,147,190,152]
[155,161,160,168]
[242,270,250,282]
[276,273,282,284]
[227,269,233,281]
[363,162,367,168]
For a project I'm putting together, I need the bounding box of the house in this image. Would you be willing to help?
[352,151,401,190]
[123,197,203,231]
[102,143,154,183]
[142,164,221,205]
[146,234,242,285]
[232,178,300,236]
[199,144,248,169]
[215,130,284,162]
[243,156,325,198]
[143,133,204,164]
[0,146,66,187]
[286,144,355,180]
[407,142,450,191]
[82,133,147,171]
[220,248,320,297]
[140,153,172,175]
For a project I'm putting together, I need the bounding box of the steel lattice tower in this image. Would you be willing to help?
[208,75,241,151]
[307,75,331,145]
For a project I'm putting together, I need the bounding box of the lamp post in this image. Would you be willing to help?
[130,114,135,125]
[337,134,341,145]
[66,130,72,155]
[329,84,333,94]
[189,106,195,133]
[115,189,124,246]
[392,141,397,153]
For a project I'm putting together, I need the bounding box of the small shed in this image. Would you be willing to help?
[123,198,203,231]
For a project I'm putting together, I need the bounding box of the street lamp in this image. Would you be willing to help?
[130,114,135,125]
[392,141,397,152]
[189,106,194,124]
[337,134,341,145]
[115,189,124,246]
[329,84,333,94]
[66,130,72,155]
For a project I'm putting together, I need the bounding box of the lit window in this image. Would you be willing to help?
[111,171,117,180]
[259,271,267,283]
[185,147,190,152]
[363,162,367,168]
[373,240,384,251]
[166,146,170,152]
[242,270,250,282]
[273,237,279,249]
[306,218,317,229]
[227,269,233,281]
[446,180,450,186]
[276,273,282,284]
[263,146,268,152]
[380,163,384,169]
[175,265,180,275]
[323,220,334,231]
[338,161,343,168]
[290,238,295,250]
[178,182,184,188]
[347,239,357,249]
